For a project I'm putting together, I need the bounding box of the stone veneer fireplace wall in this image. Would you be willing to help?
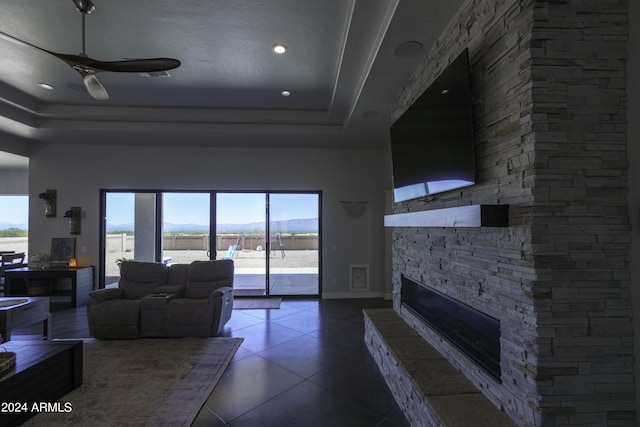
[385,0,635,426]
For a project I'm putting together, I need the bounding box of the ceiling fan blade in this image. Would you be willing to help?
[0,30,97,69]
[82,73,109,100]
[89,58,181,73]
[0,17,180,102]
[0,30,52,54]
[0,36,181,75]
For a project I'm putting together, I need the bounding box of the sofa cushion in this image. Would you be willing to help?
[86,299,141,340]
[185,260,234,299]
[119,261,168,299]
[167,263,189,288]
[165,299,214,337]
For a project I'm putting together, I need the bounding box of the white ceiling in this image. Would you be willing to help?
[0,0,464,162]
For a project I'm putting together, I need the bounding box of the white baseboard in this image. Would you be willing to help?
[322,291,384,299]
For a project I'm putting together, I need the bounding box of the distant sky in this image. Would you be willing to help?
[106,193,135,225]
[106,192,319,226]
[0,195,28,225]
[0,192,319,230]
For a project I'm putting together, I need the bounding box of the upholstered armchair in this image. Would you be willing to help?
[87,261,170,339]
[164,259,234,337]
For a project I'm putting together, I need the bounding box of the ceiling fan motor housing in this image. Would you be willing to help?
[72,0,95,15]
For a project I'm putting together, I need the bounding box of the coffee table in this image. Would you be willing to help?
[0,340,83,426]
[0,297,50,342]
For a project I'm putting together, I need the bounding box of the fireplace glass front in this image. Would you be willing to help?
[401,274,501,381]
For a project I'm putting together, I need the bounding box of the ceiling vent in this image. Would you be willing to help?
[138,71,172,78]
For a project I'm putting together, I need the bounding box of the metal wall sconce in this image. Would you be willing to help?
[39,190,57,217]
[64,207,81,235]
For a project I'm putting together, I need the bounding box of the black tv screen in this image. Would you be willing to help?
[390,48,476,203]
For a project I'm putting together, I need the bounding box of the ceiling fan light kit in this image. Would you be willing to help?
[82,73,109,100]
[1,0,180,101]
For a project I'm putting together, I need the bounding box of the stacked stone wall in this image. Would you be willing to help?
[391,0,538,424]
[529,1,634,425]
[387,0,634,426]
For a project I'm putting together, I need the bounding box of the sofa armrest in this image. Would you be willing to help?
[88,288,124,303]
[208,286,233,336]
[155,284,185,297]
[209,286,232,301]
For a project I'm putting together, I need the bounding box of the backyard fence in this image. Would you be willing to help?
[0,234,318,258]
[106,233,318,253]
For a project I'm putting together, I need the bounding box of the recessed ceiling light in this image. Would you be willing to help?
[37,83,55,90]
[281,90,291,97]
[441,89,450,95]
[272,44,287,54]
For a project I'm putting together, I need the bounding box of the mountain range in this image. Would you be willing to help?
[107,218,318,233]
[0,222,28,230]
[0,218,318,233]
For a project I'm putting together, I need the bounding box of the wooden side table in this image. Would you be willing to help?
[4,267,94,308]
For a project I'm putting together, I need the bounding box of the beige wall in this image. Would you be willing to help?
[27,144,389,298]
[0,169,27,194]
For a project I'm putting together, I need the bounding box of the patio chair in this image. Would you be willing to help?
[0,252,26,294]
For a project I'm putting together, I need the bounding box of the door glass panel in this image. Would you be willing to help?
[216,193,267,296]
[162,193,211,265]
[104,192,157,286]
[0,195,29,257]
[269,193,319,296]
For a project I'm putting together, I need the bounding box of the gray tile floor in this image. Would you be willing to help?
[196,298,409,426]
[233,273,319,296]
[16,298,409,427]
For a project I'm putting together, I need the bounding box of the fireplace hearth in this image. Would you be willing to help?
[401,275,501,381]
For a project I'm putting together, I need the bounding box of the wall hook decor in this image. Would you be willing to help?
[38,190,57,217]
[64,207,81,235]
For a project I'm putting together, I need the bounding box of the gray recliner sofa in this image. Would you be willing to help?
[87,259,234,339]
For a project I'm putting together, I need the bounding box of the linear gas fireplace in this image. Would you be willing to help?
[401,275,501,381]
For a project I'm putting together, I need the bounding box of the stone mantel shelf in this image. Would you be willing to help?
[384,204,509,228]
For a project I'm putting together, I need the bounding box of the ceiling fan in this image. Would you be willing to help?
[0,0,181,100]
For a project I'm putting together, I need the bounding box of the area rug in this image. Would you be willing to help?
[233,297,281,309]
[25,337,243,426]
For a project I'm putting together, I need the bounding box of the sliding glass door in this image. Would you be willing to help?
[268,193,319,296]
[101,190,320,296]
[216,193,267,296]
[103,192,157,286]
[162,193,211,265]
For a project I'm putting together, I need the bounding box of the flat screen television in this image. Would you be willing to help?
[390,48,476,203]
